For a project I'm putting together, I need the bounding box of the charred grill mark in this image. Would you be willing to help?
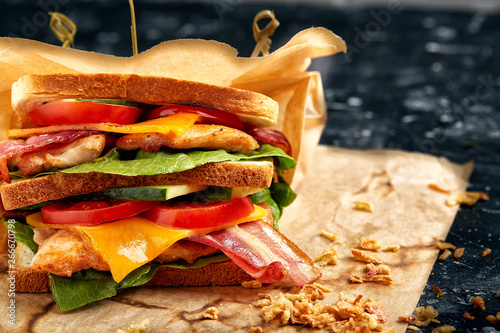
[178,298,224,323]
[27,300,57,333]
[110,294,172,310]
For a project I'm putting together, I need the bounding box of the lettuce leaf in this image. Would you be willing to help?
[249,182,297,230]
[61,144,295,176]
[1,218,38,252]
[50,254,230,311]
[50,270,119,311]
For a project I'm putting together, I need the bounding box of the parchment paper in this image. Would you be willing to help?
[0,145,473,332]
[0,27,473,332]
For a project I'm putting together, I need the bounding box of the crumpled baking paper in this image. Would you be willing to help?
[0,28,473,332]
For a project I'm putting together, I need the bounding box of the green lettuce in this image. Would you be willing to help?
[62,144,296,176]
[50,254,230,311]
[249,182,297,230]
[1,218,38,252]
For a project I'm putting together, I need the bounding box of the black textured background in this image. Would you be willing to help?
[1,1,499,332]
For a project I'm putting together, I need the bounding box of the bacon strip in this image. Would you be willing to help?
[0,131,97,183]
[188,221,321,287]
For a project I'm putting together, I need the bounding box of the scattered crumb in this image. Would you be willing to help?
[446,191,489,207]
[384,244,400,252]
[431,285,444,298]
[116,319,150,333]
[353,201,374,213]
[436,242,456,250]
[399,307,441,327]
[352,248,383,263]
[349,274,365,284]
[462,312,475,320]
[431,326,456,333]
[439,249,452,261]
[486,312,500,325]
[350,263,393,284]
[284,283,331,301]
[446,198,457,206]
[366,263,391,277]
[414,305,440,327]
[202,306,219,320]
[497,292,500,297]
[428,183,452,194]
[407,325,419,331]
[398,315,417,323]
[359,237,382,251]
[242,280,263,289]
[471,296,485,311]
[350,274,394,284]
[453,247,464,259]
[482,248,491,257]
[257,283,393,332]
[248,327,264,333]
[320,230,338,242]
[316,247,339,267]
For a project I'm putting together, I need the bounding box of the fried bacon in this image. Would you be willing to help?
[189,221,322,287]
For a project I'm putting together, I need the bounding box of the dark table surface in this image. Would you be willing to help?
[2,1,499,332]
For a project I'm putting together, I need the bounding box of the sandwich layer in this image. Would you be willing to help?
[13,243,252,293]
[12,74,279,128]
[0,161,274,210]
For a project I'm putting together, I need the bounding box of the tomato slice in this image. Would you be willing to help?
[143,197,255,229]
[247,128,292,156]
[29,101,142,126]
[41,200,159,226]
[146,104,245,131]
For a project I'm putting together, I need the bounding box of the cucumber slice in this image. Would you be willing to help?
[103,185,207,201]
[230,187,262,200]
[74,98,139,107]
[201,186,262,202]
[44,98,139,107]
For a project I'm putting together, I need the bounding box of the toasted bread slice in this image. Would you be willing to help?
[0,161,274,210]
[11,73,279,128]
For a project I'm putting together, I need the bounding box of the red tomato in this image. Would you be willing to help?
[41,200,159,226]
[247,128,292,156]
[28,101,142,126]
[143,197,254,229]
[146,104,245,131]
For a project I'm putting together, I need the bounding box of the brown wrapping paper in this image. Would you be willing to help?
[0,28,473,332]
[0,145,473,332]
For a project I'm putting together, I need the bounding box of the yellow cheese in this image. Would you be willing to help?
[77,217,193,283]
[27,204,268,282]
[8,113,200,138]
